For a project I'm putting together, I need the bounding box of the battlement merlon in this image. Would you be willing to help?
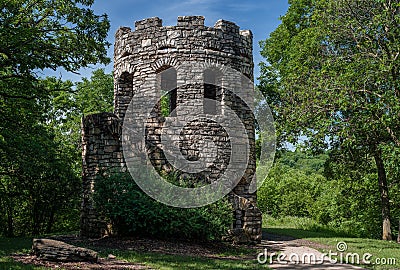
[177,16,205,27]
[135,17,163,31]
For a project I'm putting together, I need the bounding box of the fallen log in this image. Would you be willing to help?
[32,238,98,262]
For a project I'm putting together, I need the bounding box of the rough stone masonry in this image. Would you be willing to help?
[80,16,262,243]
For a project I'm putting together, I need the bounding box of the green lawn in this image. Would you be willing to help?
[264,215,400,270]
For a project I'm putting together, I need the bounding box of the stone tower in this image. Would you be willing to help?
[81,16,262,243]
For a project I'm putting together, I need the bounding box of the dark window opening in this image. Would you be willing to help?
[116,72,133,118]
[203,69,222,115]
[117,72,133,97]
[158,67,177,117]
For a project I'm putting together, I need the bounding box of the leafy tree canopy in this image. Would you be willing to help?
[0,0,111,236]
[0,0,110,100]
[259,0,400,240]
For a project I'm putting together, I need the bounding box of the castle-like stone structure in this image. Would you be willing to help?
[81,16,262,243]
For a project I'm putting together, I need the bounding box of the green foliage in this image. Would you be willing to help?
[0,68,114,236]
[258,162,325,218]
[0,91,81,235]
[258,150,393,238]
[74,69,114,115]
[0,0,111,236]
[259,0,400,240]
[277,149,328,174]
[47,69,114,158]
[263,215,348,237]
[1,0,110,90]
[94,172,233,241]
[160,93,171,117]
[259,0,400,150]
[318,151,384,238]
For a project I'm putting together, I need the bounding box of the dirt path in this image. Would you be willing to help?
[261,233,366,269]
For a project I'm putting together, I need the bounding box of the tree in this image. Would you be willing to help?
[0,0,111,235]
[47,69,114,166]
[0,84,81,235]
[0,69,114,236]
[0,0,110,99]
[259,0,400,240]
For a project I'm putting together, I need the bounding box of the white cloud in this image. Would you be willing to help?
[227,2,271,12]
[163,0,225,25]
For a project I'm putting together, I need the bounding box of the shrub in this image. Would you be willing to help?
[257,164,324,217]
[93,171,232,241]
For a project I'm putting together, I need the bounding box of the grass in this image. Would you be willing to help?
[264,215,400,270]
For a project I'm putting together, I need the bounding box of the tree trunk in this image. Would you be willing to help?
[374,151,392,240]
[46,208,55,234]
[32,206,40,236]
[6,203,14,237]
[397,219,400,243]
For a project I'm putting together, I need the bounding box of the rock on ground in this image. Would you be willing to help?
[32,238,98,262]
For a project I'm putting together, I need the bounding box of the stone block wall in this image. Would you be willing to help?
[80,113,123,238]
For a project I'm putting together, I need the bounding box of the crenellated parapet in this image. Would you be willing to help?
[114,16,252,63]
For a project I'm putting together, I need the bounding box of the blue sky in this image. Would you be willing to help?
[43,0,289,82]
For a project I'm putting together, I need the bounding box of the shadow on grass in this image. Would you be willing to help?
[0,260,44,270]
[0,237,33,256]
[0,237,45,269]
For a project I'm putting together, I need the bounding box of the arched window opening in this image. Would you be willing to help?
[157,67,177,117]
